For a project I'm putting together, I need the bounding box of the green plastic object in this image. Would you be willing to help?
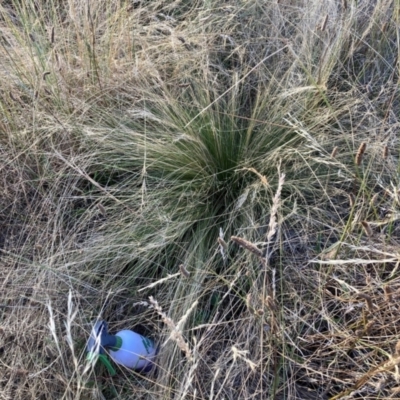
[97,354,117,375]
[87,351,117,376]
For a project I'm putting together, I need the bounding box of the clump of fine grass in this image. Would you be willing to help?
[1,0,400,399]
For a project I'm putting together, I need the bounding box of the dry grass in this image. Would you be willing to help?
[1,0,400,399]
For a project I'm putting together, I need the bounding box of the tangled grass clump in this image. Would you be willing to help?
[0,0,400,399]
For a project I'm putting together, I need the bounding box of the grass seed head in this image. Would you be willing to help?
[265,295,276,312]
[231,236,263,257]
[217,237,228,251]
[384,285,393,303]
[266,172,285,242]
[179,264,190,278]
[97,203,107,217]
[348,193,355,207]
[357,293,374,312]
[361,221,372,237]
[383,145,389,159]
[148,296,193,361]
[370,192,379,206]
[355,142,367,165]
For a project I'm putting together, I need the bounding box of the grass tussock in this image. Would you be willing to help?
[0,0,400,399]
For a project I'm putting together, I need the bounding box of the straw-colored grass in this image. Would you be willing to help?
[1,0,399,399]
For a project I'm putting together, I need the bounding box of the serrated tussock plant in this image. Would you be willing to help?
[2,0,400,399]
[84,66,339,283]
